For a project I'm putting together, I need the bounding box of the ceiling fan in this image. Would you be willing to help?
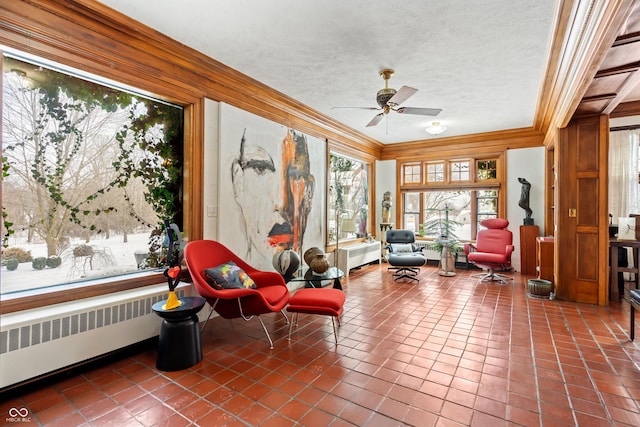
[333,69,442,127]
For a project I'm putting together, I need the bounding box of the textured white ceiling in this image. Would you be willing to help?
[99,0,557,144]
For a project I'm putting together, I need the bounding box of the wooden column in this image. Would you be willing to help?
[556,115,608,304]
[520,225,540,275]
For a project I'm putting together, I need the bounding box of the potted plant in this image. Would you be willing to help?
[420,205,461,276]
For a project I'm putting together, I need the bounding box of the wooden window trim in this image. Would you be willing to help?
[399,153,504,189]
[397,153,506,227]
[1,273,166,313]
[326,149,373,250]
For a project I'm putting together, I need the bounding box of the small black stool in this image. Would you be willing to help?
[387,252,426,282]
[152,296,205,371]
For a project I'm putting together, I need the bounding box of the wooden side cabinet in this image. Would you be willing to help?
[537,237,554,283]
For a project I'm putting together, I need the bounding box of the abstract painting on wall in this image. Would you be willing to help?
[219,103,326,271]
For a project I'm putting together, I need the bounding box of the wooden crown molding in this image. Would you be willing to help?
[379,127,544,161]
[0,0,382,158]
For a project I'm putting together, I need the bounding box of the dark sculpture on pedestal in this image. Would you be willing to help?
[518,177,534,225]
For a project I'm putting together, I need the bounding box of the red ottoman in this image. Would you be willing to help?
[286,288,346,344]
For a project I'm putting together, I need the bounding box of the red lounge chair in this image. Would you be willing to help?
[184,240,290,348]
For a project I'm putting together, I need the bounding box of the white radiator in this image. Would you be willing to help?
[413,241,470,266]
[337,241,381,277]
[0,284,200,389]
[413,241,442,261]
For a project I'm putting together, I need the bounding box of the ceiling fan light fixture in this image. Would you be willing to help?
[426,122,447,135]
[376,88,397,108]
[333,69,442,128]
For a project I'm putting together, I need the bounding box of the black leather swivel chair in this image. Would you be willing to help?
[385,230,426,282]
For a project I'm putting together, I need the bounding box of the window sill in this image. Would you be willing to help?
[0,271,166,314]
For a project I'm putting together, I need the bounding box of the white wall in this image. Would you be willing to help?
[375,160,396,240]
[507,147,546,272]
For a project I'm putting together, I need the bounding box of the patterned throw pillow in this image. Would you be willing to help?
[391,243,413,253]
[204,261,257,290]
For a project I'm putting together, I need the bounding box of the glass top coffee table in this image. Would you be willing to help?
[289,266,344,290]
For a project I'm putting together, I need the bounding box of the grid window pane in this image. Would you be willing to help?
[450,161,470,181]
[426,163,444,182]
[403,164,421,184]
[477,159,497,180]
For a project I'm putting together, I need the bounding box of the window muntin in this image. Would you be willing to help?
[450,160,470,182]
[400,157,499,188]
[328,153,369,244]
[402,163,421,184]
[426,162,445,183]
[1,54,184,297]
[477,159,497,180]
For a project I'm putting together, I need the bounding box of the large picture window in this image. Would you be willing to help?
[416,189,498,241]
[1,54,184,298]
[423,191,471,240]
[399,156,503,240]
[328,153,369,244]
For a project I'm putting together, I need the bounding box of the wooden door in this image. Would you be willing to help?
[556,115,609,304]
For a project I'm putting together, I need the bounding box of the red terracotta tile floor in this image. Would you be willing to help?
[2,263,640,426]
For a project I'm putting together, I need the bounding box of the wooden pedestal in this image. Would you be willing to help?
[520,225,540,275]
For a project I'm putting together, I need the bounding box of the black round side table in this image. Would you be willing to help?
[152,296,206,371]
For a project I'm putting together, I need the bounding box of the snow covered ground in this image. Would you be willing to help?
[1,233,152,295]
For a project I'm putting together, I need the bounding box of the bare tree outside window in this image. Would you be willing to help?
[328,154,369,243]
[1,55,183,295]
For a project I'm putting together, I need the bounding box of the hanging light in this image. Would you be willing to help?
[425,121,447,135]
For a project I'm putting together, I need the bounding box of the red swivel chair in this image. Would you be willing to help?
[184,240,290,348]
[464,218,514,284]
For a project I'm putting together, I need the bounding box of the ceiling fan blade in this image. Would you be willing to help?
[387,86,418,106]
[331,106,380,110]
[396,107,442,116]
[366,113,384,127]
